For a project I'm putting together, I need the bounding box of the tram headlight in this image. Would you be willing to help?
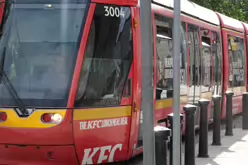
[41,113,63,124]
[51,113,63,123]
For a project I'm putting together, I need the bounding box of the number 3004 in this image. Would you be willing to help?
[104,6,125,17]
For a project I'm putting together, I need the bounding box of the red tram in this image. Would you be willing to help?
[0,0,246,164]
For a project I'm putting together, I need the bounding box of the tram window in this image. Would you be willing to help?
[228,35,245,88]
[154,14,187,100]
[201,36,212,92]
[181,23,188,96]
[0,1,87,107]
[212,32,222,95]
[75,4,133,107]
[188,24,202,104]
[188,25,201,87]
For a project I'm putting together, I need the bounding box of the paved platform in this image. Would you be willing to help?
[194,128,248,165]
[125,116,248,165]
[194,116,248,165]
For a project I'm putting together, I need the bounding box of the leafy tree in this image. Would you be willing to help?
[190,0,248,23]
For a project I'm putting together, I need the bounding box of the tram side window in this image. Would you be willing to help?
[212,32,222,95]
[201,35,212,92]
[188,25,201,87]
[228,35,245,88]
[154,14,187,100]
[181,23,188,96]
[75,4,133,107]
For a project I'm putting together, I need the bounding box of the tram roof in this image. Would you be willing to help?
[217,13,244,33]
[151,0,220,26]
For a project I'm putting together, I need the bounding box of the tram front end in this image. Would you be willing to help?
[0,0,135,164]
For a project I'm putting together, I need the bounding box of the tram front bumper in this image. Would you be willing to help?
[0,144,78,165]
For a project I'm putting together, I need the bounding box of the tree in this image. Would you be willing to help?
[190,0,248,23]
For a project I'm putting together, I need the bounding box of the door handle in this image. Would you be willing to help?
[133,102,137,112]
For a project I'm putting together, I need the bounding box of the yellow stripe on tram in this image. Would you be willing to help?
[155,99,173,110]
[73,106,132,121]
[74,96,190,121]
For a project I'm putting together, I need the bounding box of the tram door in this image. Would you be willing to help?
[211,32,223,118]
[200,29,213,120]
[188,24,201,126]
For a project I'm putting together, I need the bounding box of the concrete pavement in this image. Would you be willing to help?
[193,115,248,165]
[124,116,248,165]
[194,127,248,165]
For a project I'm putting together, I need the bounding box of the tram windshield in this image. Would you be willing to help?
[0,0,87,107]
[75,4,133,107]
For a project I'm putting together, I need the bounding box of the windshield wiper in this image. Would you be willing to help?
[0,48,28,116]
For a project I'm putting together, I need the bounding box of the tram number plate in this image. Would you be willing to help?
[104,6,125,18]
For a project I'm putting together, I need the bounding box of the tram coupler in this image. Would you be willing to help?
[225,91,234,136]
[198,99,210,158]
[154,125,171,165]
[242,92,248,130]
[166,113,184,165]
[212,95,222,145]
[183,104,197,165]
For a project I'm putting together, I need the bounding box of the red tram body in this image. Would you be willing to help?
[0,0,246,164]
